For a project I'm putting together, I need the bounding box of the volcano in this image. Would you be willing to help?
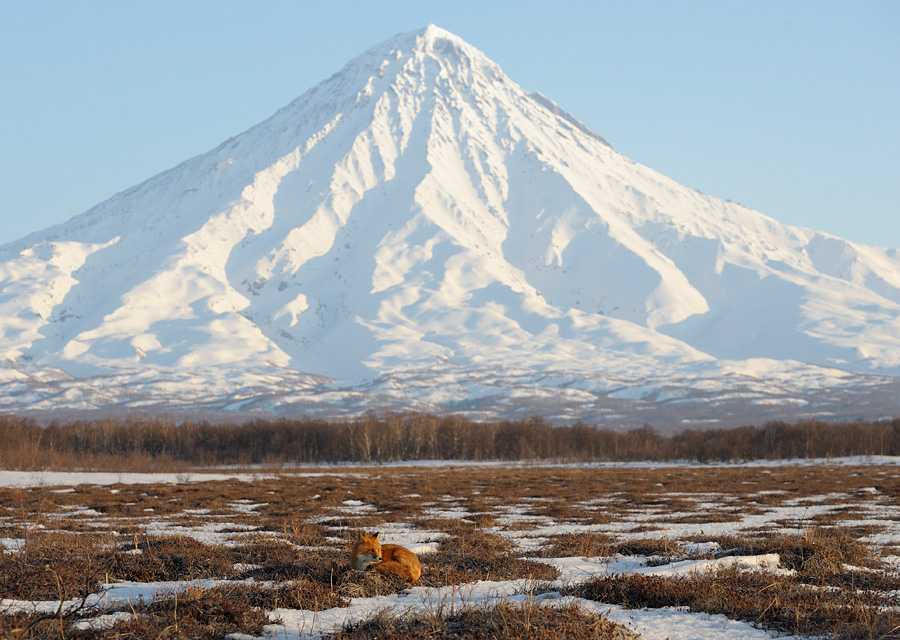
[2,25,899,425]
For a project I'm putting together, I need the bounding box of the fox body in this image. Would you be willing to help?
[351,531,422,584]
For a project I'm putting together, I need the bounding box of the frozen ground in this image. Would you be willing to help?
[0,455,893,492]
[0,455,896,489]
[0,470,275,488]
[0,462,896,638]
[263,569,804,640]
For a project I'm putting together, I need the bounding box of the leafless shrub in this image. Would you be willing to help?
[227,536,299,565]
[0,533,109,600]
[705,527,883,581]
[104,536,236,582]
[420,529,559,586]
[2,414,898,468]
[94,585,269,639]
[535,533,615,558]
[328,601,637,640]
[570,568,898,639]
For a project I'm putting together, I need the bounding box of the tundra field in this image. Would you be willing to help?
[0,463,898,639]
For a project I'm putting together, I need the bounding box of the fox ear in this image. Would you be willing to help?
[372,531,380,539]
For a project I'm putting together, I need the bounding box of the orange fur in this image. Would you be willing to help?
[350,531,422,584]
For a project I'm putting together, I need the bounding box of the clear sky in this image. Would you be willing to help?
[1,1,898,247]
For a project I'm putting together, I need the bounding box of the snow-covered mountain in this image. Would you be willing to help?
[2,25,899,426]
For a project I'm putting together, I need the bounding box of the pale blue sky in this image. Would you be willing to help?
[1,1,898,247]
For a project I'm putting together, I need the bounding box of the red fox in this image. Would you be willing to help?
[351,531,422,584]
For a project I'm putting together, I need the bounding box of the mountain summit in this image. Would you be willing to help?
[2,25,899,424]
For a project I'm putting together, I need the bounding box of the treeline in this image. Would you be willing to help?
[0,414,897,469]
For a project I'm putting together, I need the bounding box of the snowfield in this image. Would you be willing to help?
[0,25,898,423]
[0,470,275,488]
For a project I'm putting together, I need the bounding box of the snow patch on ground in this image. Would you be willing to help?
[0,470,273,488]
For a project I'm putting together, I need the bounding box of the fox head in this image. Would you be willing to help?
[351,531,382,570]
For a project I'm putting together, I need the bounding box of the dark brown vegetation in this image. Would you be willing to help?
[420,528,559,586]
[0,534,239,600]
[88,585,271,640]
[328,602,637,640]
[0,465,896,639]
[533,533,686,560]
[568,526,900,639]
[107,536,238,582]
[58,585,272,640]
[534,532,616,558]
[234,556,407,601]
[0,533,109,600]
[1,464,896,547]
[569,569,898,640]
[0,414,897,469]
[705,528,881,578]
[0,609,105,640]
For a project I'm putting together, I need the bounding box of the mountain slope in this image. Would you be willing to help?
[1,25,898,424]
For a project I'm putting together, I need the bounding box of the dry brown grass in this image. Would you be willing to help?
[469,513,497,528]
[0,464,896,640]
[534,532,615,558]
[234,554,341,582]
[232,581,348,610]
[281,520,331,547]
[533,533,686,562]
[0,582,343,639]
[0,602,112,640]
[333,570,413,599]
[231,520,559,595]
[420,529,559,586]
[2,463,896,530]
[0,612,43,640]
[328,601,638,640]
[0,612,99,640]
[0,533,109,600]
[0,533,242,601]
[569,568,898,640]
[104,536,237,582]
[90,585,269,639]
[613,537,683,559]
[234,553,409,600]
[700,527,884,580]
[225,535,300,565]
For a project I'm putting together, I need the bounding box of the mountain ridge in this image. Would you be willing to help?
[1,24,898,425]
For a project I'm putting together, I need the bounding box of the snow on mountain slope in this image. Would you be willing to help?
[1,25,898,425]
